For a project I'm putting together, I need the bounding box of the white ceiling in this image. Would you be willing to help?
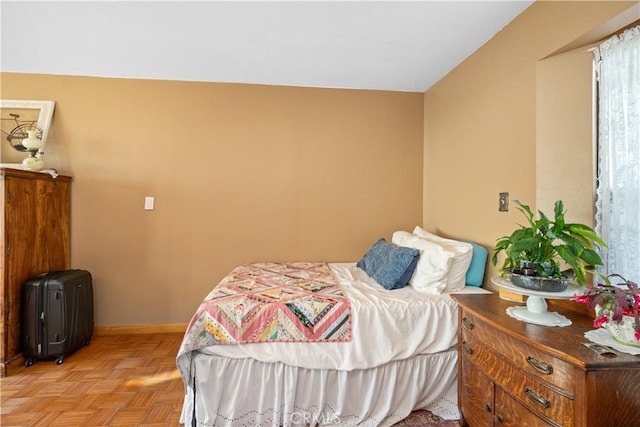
[0,1,534,93]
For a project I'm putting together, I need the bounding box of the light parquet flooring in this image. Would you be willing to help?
[0,333,185,427]
[1,333,453,427]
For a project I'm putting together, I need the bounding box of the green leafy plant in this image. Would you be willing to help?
[491,200,606,286]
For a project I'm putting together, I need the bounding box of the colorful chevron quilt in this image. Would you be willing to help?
[179,262,351,359]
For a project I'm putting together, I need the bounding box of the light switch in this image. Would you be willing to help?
[499,192,509,212]
[144,196,155,210]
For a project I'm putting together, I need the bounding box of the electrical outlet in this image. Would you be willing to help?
[499,192,509,212]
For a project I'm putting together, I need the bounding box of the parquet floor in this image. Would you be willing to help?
[0,333,456,426]
[0,333,184,426]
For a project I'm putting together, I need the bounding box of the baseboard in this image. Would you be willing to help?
[95,323,188,336]
[1,354,26,377]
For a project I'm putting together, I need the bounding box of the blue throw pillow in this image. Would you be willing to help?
[357,238,420,290]
[464,242,488,287]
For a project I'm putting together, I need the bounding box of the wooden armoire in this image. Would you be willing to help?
[0,168,71,376]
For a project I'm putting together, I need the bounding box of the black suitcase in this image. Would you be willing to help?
[22,270,94,366]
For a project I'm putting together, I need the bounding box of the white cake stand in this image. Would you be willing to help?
[491,276,584,327]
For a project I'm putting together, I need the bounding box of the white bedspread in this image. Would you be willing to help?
[187,350,460,426]
[199,263,467,371]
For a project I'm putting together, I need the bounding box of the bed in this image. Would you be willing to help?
[177,229,490,426]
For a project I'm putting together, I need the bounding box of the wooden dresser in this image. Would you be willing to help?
[0,168,71,376]
[453,294,640,427]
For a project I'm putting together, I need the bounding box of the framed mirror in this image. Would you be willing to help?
[1,99,55,168]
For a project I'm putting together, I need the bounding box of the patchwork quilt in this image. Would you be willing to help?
[177,262,351,381]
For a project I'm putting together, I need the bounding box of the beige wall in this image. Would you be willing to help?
[423,1,637,289]
[536,47,596,226]
[1,74,423,325]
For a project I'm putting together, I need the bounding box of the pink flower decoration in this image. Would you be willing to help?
[572,294,590,304]
[573,274,639,340]
[593,316,608,329]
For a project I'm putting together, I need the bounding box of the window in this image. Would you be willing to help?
[593,26,640,282]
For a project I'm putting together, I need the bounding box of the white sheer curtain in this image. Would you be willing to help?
[593,26,640,282]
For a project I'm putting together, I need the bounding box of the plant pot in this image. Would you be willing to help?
[603,315,640,348]
[510,271,570,292]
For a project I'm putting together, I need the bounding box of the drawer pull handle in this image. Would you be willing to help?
[462,317,474,330]
[483,403,492,413]
[494,414,503,424]
[462,341,474,354]
[524,387,551,409]
[527,356,554,375]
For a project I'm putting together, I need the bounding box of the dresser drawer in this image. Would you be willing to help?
[461,331,574,426]
[495,387,551,427]
[460,308,575,395]
[460,357,494,427]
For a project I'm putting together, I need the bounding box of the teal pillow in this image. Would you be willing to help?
[465,242,488,287]
[357,238,419,290]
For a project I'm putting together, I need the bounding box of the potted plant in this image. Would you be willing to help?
[491,200,606,290]
[573,274,640,346]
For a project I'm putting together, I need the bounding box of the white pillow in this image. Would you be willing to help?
[412,226,473,292]
[392,231,455,294]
